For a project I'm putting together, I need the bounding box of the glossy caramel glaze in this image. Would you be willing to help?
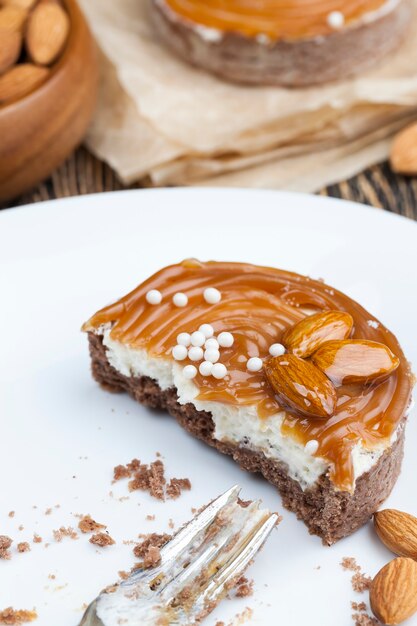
[84,260,413,492]
[163,0,389,40]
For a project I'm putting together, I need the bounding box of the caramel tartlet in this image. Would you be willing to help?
[83,260,413,544]
[149,0,412,86]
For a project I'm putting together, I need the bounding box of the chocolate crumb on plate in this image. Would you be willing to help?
[351,573,372,593]
[0,536,12,560]
[78,515,106,534]
[166,478,191,500]
[17,543,30,554]
[52,527,78,542]
[341,557,361,572]
[352,613,379,626]
[133,533,171,563]
[0,608,37,624]
[234,576,254,598]
[90,532,115,547]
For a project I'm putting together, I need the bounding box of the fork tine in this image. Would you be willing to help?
[183,512,279,622]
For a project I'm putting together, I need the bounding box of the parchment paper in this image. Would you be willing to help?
[79,0,417,190]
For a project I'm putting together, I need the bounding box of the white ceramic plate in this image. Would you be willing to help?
[1,189,416,626]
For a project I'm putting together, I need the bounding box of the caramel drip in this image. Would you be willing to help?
[84,260,412,492]
[164,0,388,39]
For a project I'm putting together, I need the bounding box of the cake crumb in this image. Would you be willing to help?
[234,576,254,598]
[115,457,191,501]
[18,526,24,532]
[32,534,42,544]
[351,602,367,612]
[0,608,37,624]
[168,518,174,529]
[44,508,52,516]
[118,571,129,580]
[341,557,372,593]
[48,575,56,580]
[351,572,372,593]
[352,613,379,626]
[8,512,15,519]
[17,543,30,554]
[166,478,191,500]
[146,515,155,521]
[133,533,171,564]
[90,532,115,547]
[53,527,78,542]
[78,515,106,534]
[0,536,12,560]
[341,557,361,572]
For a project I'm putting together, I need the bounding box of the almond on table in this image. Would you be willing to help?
[390,122,417,176]
[370,557,417,625]
[374,509,417,560]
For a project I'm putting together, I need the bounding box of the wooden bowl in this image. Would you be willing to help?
[0,0,98,203]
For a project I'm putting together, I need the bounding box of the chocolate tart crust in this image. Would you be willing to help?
[149,0,412,87]
[88,332,405,545]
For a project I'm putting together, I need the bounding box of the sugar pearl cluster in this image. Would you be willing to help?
[173,324,234,380]
[146,284,286,380]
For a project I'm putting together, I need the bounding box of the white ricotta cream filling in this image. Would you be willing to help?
[100,327,389,491]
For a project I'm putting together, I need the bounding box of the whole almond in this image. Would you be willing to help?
[264,354,337,418]
[374,509,417,560]
[0,63,49,103]
[0,6,28,32]
[370,557,417,624]
[0,28,22,74]
[311,340,400,386]
[390,123,417,176]
[26,2,70,66]
[283,310,354,358]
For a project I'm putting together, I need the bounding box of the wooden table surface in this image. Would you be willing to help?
[2,146,417,220]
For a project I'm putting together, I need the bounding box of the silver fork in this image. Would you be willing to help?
[80,485,278,626]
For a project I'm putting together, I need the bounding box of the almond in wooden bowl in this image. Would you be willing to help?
[0,0,98,202]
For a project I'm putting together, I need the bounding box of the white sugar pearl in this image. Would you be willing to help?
[173,292,188,307]
[191,331,205,347]
[188,346,204,362]
[172,345,188,361]
[247,357,263,372]
[183,365,197,379]
[204,287,221,304]
[199,361,213,376]
[199,323,214,338]
[327,10,344,29]
[217,331,234,348]
[204,348,220,364]
[177,332,191,347]
[269,343,286,357]
[205,337,219,350]
[211,363,227,379]
[304,440,319,455]
[146,289,162,305]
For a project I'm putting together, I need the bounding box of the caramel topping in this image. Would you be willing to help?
[84,261,412,492]
[164,0,388,40]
